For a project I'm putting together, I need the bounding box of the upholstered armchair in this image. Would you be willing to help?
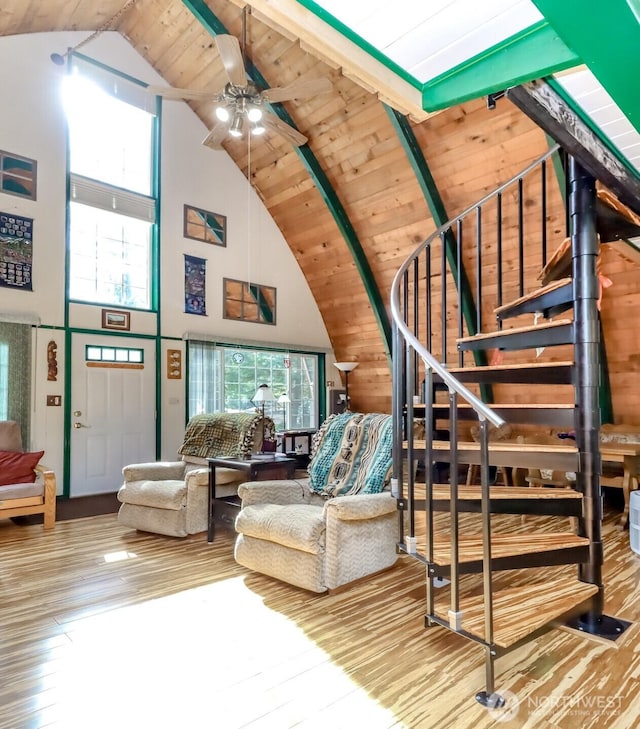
[234,412,398,593]
[0,420,56,529]
[117,413,275,537]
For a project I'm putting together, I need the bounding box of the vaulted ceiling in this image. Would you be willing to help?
[2,0,639,413]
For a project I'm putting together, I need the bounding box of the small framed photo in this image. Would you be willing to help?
[101,309,130,331]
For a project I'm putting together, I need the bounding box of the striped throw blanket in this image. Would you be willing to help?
[308,412,393,497]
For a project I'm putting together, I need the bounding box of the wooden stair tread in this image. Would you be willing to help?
[430,484,582,501]
[441,360,574,374]
[494,277,572,316]
[457,319,572,345]
[427,402,574,410]
[435,579,599,648]
[431,532,588,566]
[409,440,577,455]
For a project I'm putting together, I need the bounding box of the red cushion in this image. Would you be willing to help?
[0,450,44,486]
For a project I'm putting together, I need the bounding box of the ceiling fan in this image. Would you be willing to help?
[147,11,331,149]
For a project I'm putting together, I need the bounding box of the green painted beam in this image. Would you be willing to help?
[384,105,490,400]
[181,0,392,360]
[532,0,640,134]
[422,21,580,112]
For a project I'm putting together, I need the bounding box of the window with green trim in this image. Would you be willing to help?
[86,345,144,363]
[188,341,318,430]
[63,55,157,310]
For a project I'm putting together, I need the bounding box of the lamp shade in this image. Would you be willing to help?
[253,383,275,402]
[334,361,359,373]
[278,393,290,404]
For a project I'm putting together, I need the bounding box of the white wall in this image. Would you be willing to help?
[0,31,331,490]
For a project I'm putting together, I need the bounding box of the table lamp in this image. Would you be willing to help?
[333,362,358,412]
[253,383,275,453]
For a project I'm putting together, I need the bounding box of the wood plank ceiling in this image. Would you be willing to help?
[1,0,633,416]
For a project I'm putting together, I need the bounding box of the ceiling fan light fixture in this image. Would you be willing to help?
[251,121,266,136]
[215,105,231,122]
[229,113,244,137]
[247,105,263,123]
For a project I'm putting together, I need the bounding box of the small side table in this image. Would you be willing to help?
[207,455,296,543]
[277,429,317,468]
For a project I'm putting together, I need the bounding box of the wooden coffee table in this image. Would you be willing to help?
[206,454,296,543]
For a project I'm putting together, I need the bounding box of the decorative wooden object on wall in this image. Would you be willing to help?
[0,149,37,200]
[167,349,182,379]
[47,340,58,381]
[101,309,130,331]
[184,204,226,246]
[223,277,276,325]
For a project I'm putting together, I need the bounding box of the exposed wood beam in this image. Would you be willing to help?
[227,0,431,122]
[181,0,392,360]
[507,80,640,218]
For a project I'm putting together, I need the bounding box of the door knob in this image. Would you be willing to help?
[73,422,90,429]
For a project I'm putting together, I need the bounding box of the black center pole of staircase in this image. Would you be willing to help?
[570,157,602,594]
[569,157,629,639]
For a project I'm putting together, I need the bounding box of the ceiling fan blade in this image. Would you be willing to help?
[262,111,308,147]
[202,123,230,150]
[261,77,332,103]
[214,34,247,87]
[147,85,223,102]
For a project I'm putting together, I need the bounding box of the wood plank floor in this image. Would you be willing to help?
[0,509,639,728]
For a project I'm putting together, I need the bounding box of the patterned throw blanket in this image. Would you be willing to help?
[308,412,393,497]
[178,413,275,459]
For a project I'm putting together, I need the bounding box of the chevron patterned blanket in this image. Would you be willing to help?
[178,412,275,459]
[308,412,393,497]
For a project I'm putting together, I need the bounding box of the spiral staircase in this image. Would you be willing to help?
[389,117,640,707]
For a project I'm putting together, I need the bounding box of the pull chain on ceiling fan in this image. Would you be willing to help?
[147,6,331,149]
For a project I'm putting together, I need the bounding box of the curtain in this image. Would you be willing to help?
[0,322,31,445]
[187,341,219,416]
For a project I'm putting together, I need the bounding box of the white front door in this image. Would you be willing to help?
[70,333,156,496]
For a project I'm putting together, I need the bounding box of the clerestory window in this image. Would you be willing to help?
[63,54,158,310]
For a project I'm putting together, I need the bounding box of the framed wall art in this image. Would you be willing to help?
[223,277,276,325]
[0,150,37,201]
[101,309,130,331]
[0,212,33,290]
[183,204,226,247]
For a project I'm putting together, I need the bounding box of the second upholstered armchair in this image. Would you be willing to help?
[117,412,275,537]
[234,412,398,593]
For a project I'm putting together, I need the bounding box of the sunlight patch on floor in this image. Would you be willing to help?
[37,576,407,729]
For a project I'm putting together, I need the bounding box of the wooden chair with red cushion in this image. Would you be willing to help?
[0,420,56,528]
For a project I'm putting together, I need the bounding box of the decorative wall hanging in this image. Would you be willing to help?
[223,277,276,325]
[183,205,226,246]
[0,212,33,290]
[47,340,58,381]
[101,308,130,331]
[184,254,207,315]
[0,150,37,200]
[167,349,182,379]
